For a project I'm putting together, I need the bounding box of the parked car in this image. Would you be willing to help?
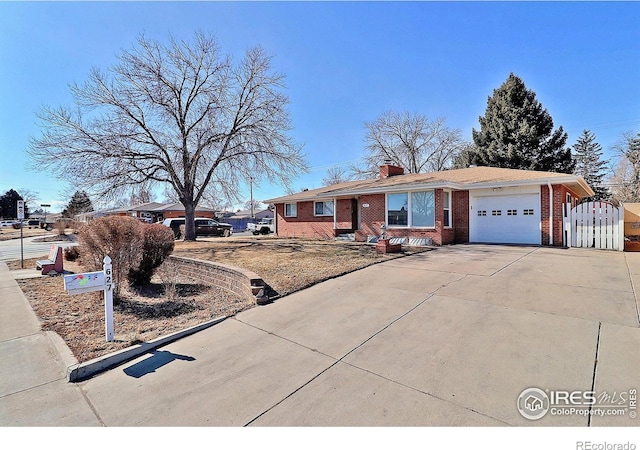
[0,220,19,229]
[246,218,275,235]
[162,217,233,239]
[25,219,41,229]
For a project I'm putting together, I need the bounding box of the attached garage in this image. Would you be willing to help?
[470,188,541,245]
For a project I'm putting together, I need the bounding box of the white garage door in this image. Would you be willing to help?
[470,193,541,244]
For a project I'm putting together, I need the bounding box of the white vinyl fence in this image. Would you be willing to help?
[563,201,623,251]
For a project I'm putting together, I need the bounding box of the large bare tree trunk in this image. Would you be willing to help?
[183,200,196,241]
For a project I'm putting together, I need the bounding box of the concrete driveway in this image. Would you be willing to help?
[6,245,639,426]
[71,244,640,427]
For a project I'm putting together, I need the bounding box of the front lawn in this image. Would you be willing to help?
[173,237,427,297]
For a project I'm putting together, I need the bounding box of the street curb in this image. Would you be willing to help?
[66,316,228,382]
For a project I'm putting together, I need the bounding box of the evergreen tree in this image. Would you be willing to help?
[572,130,609,200]
[471,73,574,173]
[62,191,94,218]
[0,189,24,219]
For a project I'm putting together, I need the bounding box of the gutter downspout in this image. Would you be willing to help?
[547,181,553,246]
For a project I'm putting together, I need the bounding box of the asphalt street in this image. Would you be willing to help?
[0,235,78,262]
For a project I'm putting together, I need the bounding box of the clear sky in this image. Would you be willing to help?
[1,1,639,213]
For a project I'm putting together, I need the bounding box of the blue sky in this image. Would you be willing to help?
[1,1,639,213]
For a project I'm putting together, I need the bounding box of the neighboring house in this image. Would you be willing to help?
[78,202,216,224]
[266,163,594,246]
[224,208,274,232]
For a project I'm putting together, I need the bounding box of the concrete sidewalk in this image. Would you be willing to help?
[1,245,639,427]
[0,263,100,425]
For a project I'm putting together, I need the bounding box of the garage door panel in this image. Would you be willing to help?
[470,193,540,244]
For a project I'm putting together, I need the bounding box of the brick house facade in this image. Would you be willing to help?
[268,165,593,247]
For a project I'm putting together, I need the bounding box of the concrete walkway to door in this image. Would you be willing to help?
[2,245,640,427]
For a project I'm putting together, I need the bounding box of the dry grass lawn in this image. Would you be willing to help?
[173,236,426,297]
[11,236,428,362]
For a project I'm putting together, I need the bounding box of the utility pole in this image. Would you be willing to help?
[249,176,254,219]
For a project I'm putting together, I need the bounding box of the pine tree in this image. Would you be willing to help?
[572,130,609,200]
[62,191,94,218]
[471,73,574,173]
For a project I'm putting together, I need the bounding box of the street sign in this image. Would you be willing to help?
[17,200,24,220]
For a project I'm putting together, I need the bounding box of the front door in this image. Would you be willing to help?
[351,198,359,231]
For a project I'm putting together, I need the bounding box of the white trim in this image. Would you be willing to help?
[443,190,452,229]
[333,197,337,230]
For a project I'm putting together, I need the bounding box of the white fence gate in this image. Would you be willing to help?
[563,201,624,251]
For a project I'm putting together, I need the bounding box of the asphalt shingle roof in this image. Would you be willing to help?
[266,166,594,203]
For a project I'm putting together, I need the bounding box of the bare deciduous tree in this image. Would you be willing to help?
[321,166,352,186]
[29,32,306,240]
[609,131,640,204]
[352,111,467,178]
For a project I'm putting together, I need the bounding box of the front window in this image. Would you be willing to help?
[387,193,408,226]
[387,191,435,228]
[285,203,297,217]
[443,191,451,228]
[411,191,435,227]
[314,201,334,216]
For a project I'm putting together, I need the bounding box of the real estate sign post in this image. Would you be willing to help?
[63,256,114,342]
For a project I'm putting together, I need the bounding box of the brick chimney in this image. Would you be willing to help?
[379,160,404,179]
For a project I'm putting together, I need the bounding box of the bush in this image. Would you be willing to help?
[128,224,175,286]
[55,220,67,236]
[78,216,144,298]
[64,246,80,261]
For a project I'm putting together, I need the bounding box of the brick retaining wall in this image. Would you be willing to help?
[167,255,269,304]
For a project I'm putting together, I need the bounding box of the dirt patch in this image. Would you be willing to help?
[12,237,428,362]
[18,271,252,362]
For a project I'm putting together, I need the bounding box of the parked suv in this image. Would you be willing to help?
[0,220,19,229]
[162,217,233,239]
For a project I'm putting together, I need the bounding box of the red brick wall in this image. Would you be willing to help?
[275,199,353,239]
[355,189,457,246]
[355,194,386,241]
[541,184,581,246]
[453,191,469,244]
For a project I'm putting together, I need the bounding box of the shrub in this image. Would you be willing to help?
[78,216,144,298]
[55,220,67,236]
[128,224,175,286]
[64,246,80,261]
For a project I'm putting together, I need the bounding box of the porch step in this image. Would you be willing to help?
[335,233,355,242]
